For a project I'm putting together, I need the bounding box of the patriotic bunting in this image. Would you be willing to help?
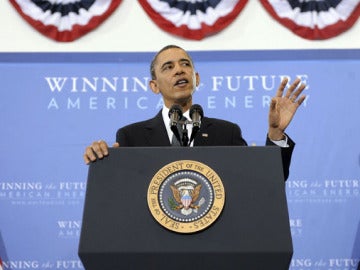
[260,0,360,40]
[138,0,249,40]
[9,0,123,42]
[8,0,360,42]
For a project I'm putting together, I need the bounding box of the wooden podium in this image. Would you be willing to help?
[79,146,293,270]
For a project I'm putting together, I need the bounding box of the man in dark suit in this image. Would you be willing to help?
[84,45,306,180]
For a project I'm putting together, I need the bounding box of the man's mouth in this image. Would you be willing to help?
[174,79,188,86]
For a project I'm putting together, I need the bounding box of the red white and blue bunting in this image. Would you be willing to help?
[8,0,360,42]
[260,0,360,40]
[9,0,122,42]
[138,0,249,40]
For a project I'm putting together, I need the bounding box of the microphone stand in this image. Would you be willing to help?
[179,119,200,147]
[180,122,189,147]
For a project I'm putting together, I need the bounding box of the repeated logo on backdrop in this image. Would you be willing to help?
[287,179,360,204]
[0,181,85,207]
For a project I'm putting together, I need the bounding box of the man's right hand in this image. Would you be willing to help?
[83,140,119,164]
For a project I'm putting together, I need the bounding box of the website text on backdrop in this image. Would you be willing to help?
[83,45,306,181]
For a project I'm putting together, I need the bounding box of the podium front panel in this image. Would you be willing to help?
[79,146,293,270]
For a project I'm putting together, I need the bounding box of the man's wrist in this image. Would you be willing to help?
[268,129,285,141]
[268,132,289,148]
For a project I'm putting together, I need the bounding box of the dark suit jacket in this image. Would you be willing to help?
[116,110,294,180]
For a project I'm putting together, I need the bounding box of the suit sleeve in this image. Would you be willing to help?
[266,134,295,181]
[116,127,130,146]
[231,123,248,146]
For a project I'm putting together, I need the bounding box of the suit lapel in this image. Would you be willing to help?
[144,111,171,146]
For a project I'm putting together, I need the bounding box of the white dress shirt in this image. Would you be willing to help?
[162,106,194,146]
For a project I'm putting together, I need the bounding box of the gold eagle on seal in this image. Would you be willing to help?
[169,178,204,215]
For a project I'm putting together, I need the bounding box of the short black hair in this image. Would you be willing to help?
[150,45,195,80]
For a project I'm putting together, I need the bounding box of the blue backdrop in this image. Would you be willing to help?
[0,50,359,270]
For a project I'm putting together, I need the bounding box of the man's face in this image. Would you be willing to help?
[150,47,200,109]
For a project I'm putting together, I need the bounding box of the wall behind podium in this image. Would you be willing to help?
[0,50,359,270]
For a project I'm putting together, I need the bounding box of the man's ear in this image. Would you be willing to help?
[149,80,160,94]
[195,72,200,87]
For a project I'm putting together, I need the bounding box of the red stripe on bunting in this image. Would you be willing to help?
[138,0,248,40]
[260,0,360,40]
[9,0,122,42]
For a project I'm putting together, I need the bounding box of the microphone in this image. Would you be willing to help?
[189,104,203,144]
[168,104,183,145]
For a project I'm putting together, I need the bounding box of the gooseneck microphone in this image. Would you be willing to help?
[189,104,203,144]
[168,104,183,145]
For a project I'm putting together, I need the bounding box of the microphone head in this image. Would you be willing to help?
[190,104,204,118]
[168,104,183,120]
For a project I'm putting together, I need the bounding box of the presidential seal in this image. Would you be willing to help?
[147,160,225,233]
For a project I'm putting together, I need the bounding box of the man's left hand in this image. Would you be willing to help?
[268,77,306,140]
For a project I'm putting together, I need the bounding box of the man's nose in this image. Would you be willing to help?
[174,63,185,75]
